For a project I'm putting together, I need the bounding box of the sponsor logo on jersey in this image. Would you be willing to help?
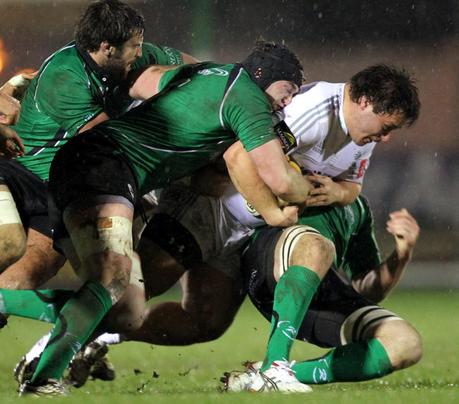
[273,120,297,153]
[246,201,261,217]
[357,159,368,178]
[197,68,229,77]
[163,46,181,65]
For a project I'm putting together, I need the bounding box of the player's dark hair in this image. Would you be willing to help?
[241,40,304,90]
[75,0,144,51]
[349,64,420,126]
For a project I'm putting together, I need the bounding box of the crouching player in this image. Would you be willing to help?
[222,200,422,393]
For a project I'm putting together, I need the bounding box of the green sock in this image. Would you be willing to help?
[31,281,112,384]
[292,338,393,384]
[0,289,73,323]
[261,266,321,371]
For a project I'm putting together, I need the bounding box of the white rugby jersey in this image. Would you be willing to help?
[222,81,376,227]
[283,81,375,183]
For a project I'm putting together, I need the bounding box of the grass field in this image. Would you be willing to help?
[1,289,458,403]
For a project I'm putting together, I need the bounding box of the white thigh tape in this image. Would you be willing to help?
[69,216,133,263]
[340,306,403,344]
[277,225,321,274]
[0,191,22,225]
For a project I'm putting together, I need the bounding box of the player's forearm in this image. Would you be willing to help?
[275,167,313,203]
[0,93,21,125]
[336,181,361,206]
[246,139,312,203]
[180,52,200,64]
[0,72,35,101]
[224,143,288,225]
[129,65,177,100]
[353,250,411,302]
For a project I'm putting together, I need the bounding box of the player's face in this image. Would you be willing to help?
[265,81,299,111]
[107,32,144,82]
[349,102,405,146]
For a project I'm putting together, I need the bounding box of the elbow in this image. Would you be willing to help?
[223,142,242,171]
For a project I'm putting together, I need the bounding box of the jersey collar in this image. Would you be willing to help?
[75,42,117,91]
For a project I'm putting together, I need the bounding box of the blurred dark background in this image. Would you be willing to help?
[1,0,458,269]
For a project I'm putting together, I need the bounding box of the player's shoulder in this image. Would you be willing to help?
[297,81,343,100]
[38,42,85,80]
[44,42,81,68]
[194,63,260,92]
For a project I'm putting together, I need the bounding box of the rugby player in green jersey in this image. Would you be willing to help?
[217,144,422,392]
[0,40,310,396]
[0,0,195,291]
[223,201,421,393]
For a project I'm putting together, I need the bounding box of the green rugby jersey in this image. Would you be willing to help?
[297,196,382,278]
[14,41,183,181]
[100,63,276,195]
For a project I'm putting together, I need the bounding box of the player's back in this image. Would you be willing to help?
[104,62,273,193]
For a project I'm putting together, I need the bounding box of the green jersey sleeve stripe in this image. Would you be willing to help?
[219,67,244,130]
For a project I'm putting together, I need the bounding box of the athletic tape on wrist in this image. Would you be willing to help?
[7,75,28,88]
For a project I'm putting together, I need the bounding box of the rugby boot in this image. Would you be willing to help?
[18,378,68,397]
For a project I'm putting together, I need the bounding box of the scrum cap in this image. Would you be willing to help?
[241,41,303,89]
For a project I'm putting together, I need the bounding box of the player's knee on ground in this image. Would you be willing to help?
[372,319,423,370]
[0,224,27,271]
[282,232,335,280]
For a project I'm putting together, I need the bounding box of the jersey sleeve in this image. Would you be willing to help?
[133,42,184,68]
[221,73,276,152]
[34,66,103,135]
[342,204,383,278]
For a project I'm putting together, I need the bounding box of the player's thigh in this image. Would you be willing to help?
[0,162,47,266]
[181,263,245,323]
[137,236,186,298]
[22,228,64,276]
[50,132,138,285]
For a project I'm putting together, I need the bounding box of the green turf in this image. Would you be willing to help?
[1,289,458,403]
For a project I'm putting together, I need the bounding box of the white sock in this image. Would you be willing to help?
[23,332,124,365]
[24,331,51,363]
[94,333,124,346]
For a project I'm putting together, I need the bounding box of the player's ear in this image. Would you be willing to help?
[99,41,115,57]
[357,96,371,110]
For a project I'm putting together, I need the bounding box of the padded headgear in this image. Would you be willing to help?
[241,41,303,90]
